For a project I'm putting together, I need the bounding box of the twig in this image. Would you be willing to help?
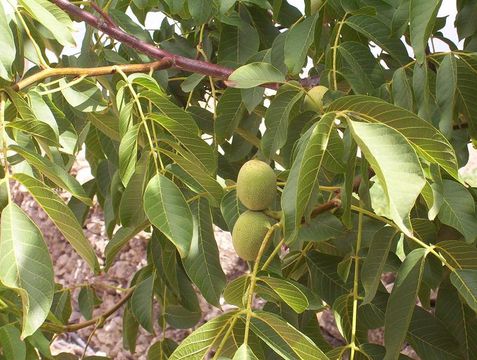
[88,1,117,29]
[12,58,173,91]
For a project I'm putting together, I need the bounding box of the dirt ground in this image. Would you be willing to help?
[15,147,477,358]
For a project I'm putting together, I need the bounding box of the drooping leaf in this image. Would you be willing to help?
[60,78,107,112]
[147,339,178,360]
[0,203,54,338]
[391,68,413,111]
[384,248,427,360]
[11,145,92,205]
[328,96,459,180]
[218,22,260,68]
[0,324,26,360]
[407,306,462,360]
[0,3,15,80]
[118,123,140,186]
[183,198,226,307]
[436,54,457,138]
[215,88,247,143]
[223,274,249,308]
[19,0,75,47]
[169,311,239,360]
[131,275,155,333]
[248,311,329,360]
[361,226,398,304]
[281,113,335,241]
[261,85,303,160]
[6,119,59,146]
[450,269,477,313]
[284,14,319,74]
[228,62,285,88]
[436,240,477,270]
[13,173,99,273]
[258,276,309,313]
[233,344,260,360]
[346,119,425,235]
[123,304,139,353]
[437,180,477,243]
[410,0,442,63]
[143,174,193,258]
[220,190,246,231]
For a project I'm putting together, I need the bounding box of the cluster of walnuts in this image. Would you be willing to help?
[232,160,277,261]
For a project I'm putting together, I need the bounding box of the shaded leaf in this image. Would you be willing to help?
[410,0,442,63]
[131,275,154,333]
[144,174,193,258]
[228,62,285,88]
[13,173,99,273]
[258,276,309,313]
[0,203,54,338]
[450,269,477,313]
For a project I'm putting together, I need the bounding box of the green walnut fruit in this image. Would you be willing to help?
[303,85,329,112]
[232,210,272,261]
[237,159,276,211]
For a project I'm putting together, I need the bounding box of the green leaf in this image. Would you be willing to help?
[220,190,245,231]
[78,286,99,321]
[333,294,367,343]
[345,15,409,65]
[183,198,226,307]
[11,145,92,205]
[437,180,477,243]
[159,147,223,206]
[282,113,335,241]
[188,0,213,24]
[436,54,457,138]
[118,123,140,186]
[144,174,193,258]
[258,276,309,313]
[6,120,59,146]
[450,270,477,313]
[228,62,286,88]
[456,56,477,140]
[328,96,459,180]
[435,240,477,270]
[60,78,107,112]
[346,119,425,235]
[261,85,303,159]
[169,311,239,360]
[123,305,139,353]
[407,307,462,360]
[223,274,249,308]
[336,41,385,94]
[410,0,442,63]
[105,223,148,270]
[147,339,178,360]
[19,0,75,47]
[233,344,260,360]
[0,324,26,360]
[249,311,329,359]
[361,226,398,304]
[147,112,216,174]
[306,251,351,305]
[0,3,15,80]
[215,88,247,144]
[164,304,201,329]
[384,248,427,360]
[0,203,54,338]
[436,280,477,359]
[284,14,319,74]
[217,22,259,68]
[13,173,99,273]
[131,275,154,333]
[297,212,345,243]
[391,68,413,111]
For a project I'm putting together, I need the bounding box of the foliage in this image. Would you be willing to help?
[0,0,476,359]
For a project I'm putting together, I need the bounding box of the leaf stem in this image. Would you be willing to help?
[350,210,363,360]
[261,237,285,271]
[0,93,11,202]
[331,14,348,90]
[243,223,281,346]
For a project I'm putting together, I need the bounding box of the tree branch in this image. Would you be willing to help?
[51,0,234,79]
[50,0,319,89]
[12,58,173,91]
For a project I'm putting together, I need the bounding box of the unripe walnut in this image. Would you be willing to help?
[236,159,276,211]
[232,210,272,261]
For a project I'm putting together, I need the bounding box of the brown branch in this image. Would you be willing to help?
[42,287,134,333]
[51,0,234,79]
[12,58,173,91]
[50,0,319,89]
